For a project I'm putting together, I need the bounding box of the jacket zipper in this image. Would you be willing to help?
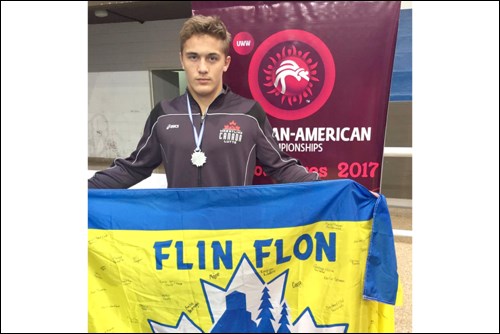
[191,90,224,187]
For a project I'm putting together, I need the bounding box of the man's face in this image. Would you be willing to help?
[180,34,231,104]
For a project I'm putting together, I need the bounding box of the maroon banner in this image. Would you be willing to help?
[193,1,401,191]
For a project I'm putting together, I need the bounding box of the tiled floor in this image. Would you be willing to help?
[395,238,412,333]
[391,206,412,333]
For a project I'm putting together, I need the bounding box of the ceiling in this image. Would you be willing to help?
[88,1,192,24]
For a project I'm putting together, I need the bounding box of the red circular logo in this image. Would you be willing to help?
[249,30,335,120]
[232,32,255,56]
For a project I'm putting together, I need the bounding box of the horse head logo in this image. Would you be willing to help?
[274,60,310,94]
[248,30,336,120]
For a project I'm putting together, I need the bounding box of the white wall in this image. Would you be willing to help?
[88,71,151,158]
[401,1,412,10]
[88,18,187,158]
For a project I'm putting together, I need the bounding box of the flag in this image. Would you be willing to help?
[89,180,399,333]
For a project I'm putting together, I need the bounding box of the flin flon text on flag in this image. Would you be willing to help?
[88,180,399,333]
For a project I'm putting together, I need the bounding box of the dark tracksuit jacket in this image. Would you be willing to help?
[88,86,319,189]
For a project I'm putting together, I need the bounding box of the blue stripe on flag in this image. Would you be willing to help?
[89,179,376,231]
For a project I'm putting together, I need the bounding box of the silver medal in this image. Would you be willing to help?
[186,95,209,168]
[191,150,207,167]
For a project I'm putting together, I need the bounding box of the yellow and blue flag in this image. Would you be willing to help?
[89,179,399,333]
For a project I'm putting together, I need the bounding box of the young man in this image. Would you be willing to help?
[88,15,319,189]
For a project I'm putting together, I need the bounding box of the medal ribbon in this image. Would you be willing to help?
[186,94,206,152]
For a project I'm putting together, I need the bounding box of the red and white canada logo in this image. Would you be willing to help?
[219,121,243,144]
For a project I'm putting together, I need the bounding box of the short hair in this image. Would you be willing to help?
[180,15,232,56]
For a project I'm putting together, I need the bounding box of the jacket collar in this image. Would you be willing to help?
[185,84,231,111]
